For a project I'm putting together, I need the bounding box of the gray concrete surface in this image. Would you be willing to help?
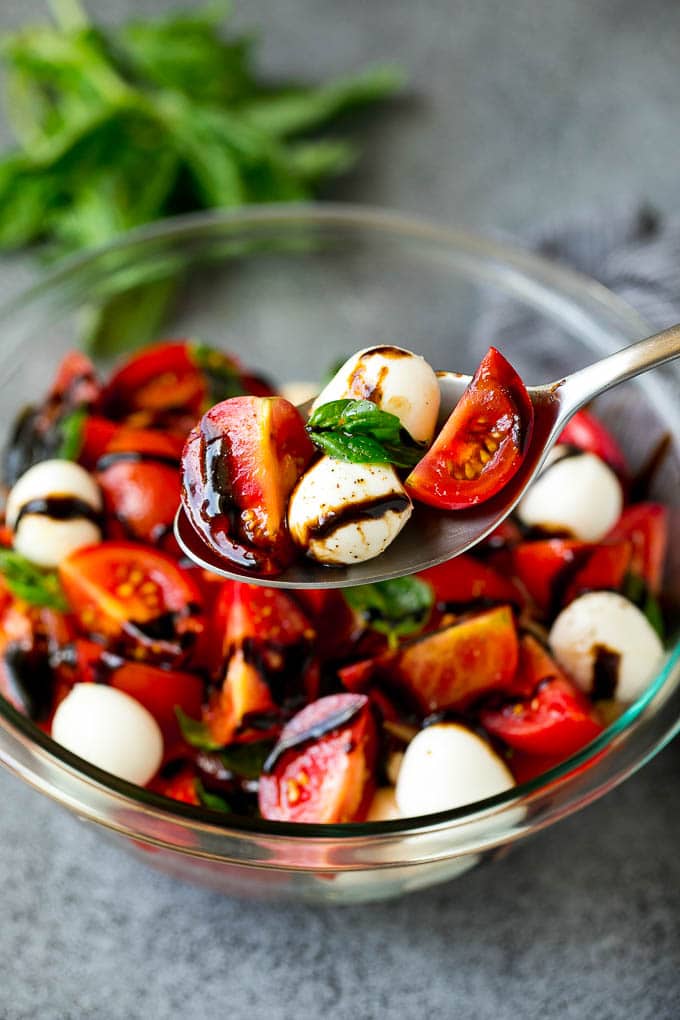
[1,2,680,1018]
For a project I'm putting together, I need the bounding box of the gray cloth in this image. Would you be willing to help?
[497,203,680,330]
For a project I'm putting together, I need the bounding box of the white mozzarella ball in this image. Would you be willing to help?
[6,459,102,568]
[13,516,101,568]
[517,449,622,541]
[396,723,515,817]
[288,456,412,564]
[312,345,441,444]
[549,591,665,703]
[52,684,163,786]
[366,787,402,822]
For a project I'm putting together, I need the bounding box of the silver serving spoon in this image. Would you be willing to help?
[175,323,680,589]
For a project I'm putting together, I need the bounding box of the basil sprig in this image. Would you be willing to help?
[306,399,425,468]
[343,576,433,648]
[0,549,69,611]
[622,572,665,639]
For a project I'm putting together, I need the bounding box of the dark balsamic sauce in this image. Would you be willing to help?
[546,546,597,620]
[14,495,101,529]
[3,641,55,722]
[592,644,620,701]
[629,433,672,502]
[305,493,411,543]
[262,700,364,774]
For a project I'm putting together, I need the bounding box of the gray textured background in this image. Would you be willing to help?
[1,2,680,1018]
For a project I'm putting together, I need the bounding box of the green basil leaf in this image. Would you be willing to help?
[240,66,404,138]
[344,577,433,648]
[0,549,69,611]
[174,707,222,751]
[308,429,393,464]
[307,398,424,466]
[219,741,272,780]
[56,408,87,460]
[622,572,665,640]
[194,779,231,813]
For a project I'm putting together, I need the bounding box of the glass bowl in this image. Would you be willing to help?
[0,204,678,905]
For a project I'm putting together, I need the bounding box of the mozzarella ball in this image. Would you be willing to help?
[366,787,402,822]
[396,723,515,817]
[288,456,412,564]
[549,591,665,703]
[312,346,441,444]
[7,459,102,568]
[517,449,622,541]
[52,684,163,786]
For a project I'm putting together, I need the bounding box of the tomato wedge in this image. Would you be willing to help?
[258,693,377,823]
[394,605,519,712]
[511,539,631,615]
[59,542,204,663]
[181,396,314,574]
[419,554,523,607]
[558,408,627,476]
[405,347,534,509]
[480,636,603,757]
[206,583,318,744]
[101,340,273,430]
[96,427,184,546]
[607,502,668,594]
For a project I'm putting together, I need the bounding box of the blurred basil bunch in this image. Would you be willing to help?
[0,0,402,354]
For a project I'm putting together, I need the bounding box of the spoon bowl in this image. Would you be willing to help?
[175,323,680,589]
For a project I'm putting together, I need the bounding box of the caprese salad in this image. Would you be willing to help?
[180,344,535,573]
[0,339,671,823]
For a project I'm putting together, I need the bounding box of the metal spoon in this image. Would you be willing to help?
[175,323,680,589]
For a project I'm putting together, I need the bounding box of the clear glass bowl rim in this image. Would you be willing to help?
[0,201,678,870]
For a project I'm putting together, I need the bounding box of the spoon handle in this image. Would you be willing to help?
[559,321,680,411]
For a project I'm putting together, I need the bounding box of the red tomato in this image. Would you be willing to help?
[110,662,204,743]
[181,396,314,574]
[205,648,277,746]
[216,582,315,653]
[607,502,669,594]
[103,341,211,421]
[149,766,201,806]
[558,408,627,476]
[78,416,120,470]
[480,636,603,757]
[405,347,534,509]
[258,693,377,823]
[101,340,271,429]
[206,583,318,743]
[394,605,519,713]
[96,427,184,546]
[49,351,101,411]
[511,539,631,615]
[59,542,204,663]
[419,554,523,607]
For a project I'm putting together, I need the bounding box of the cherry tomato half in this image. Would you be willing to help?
[607,502,668,595]
[405,347,534,509]
[258,693,377,823]
[96,427,184,547]
[181,396,314,575]
[59,542,204,663]
[480,636,603,757]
